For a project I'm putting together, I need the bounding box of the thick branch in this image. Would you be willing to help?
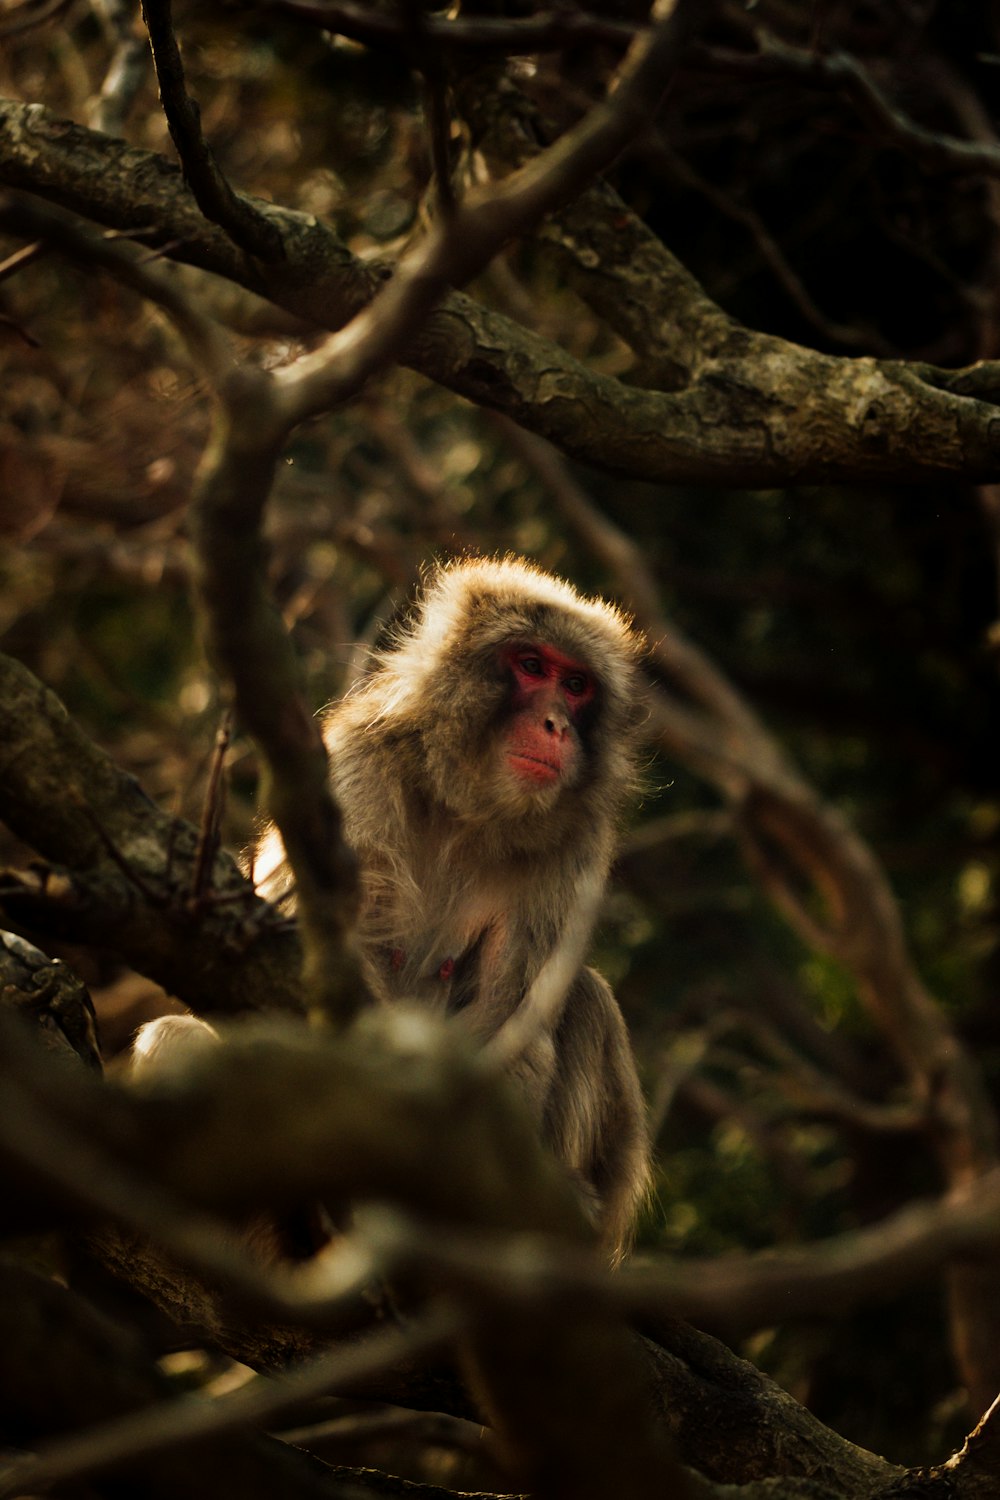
[0,650,303,1018]
[0,964,914,1497]
[0,1261,375,1500]
[0,1300,460,1500]
[0,1013,681,1500]
[269,0,716,428]
[0,930,102,1072]
[2,102,1000,482]
[0,1010,900,1496]
[187,389,367,1028]
[278,0,638,54]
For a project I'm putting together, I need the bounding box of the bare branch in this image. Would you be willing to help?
[352,1181,1000,1347]
[422,65,457,220]
[187,386,368,1028]
[0,930,102,1071]
[947,1395,1000,1489]
[694,34,1000,182]
[718,1011,926,1136]
[276,0,639,55]
[272,0,718,429]
[4,101,1000,483]
[140,0,285,260]
[0,192,234,382]
[0,651,303,1020]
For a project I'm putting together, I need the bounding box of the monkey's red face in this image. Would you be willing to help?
[501,641,595,789]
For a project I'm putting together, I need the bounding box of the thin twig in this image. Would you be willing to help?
[190,710,231,904]
[0,239,46,281]
[0,193,234,384]
[422,66,457,219]
[693,34,1000,181]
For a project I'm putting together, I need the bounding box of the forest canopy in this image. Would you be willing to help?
[2,1,1000,1497]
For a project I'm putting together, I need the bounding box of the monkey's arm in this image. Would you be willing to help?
[541,968,651,1263]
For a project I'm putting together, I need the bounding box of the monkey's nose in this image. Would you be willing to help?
[544,715,569,738]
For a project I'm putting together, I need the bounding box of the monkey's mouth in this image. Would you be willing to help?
[508,751,562,784]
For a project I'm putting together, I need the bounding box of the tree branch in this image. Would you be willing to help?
[695,34,1000,182]
[3,101,1000,482]
[269,0,718,429]
[0,1307,461,1500]
[140,0,285,260]
[276,0,639,55]
[0,650,303,1019]
[0,1259,416,1500]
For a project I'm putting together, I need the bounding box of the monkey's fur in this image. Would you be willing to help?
[139,558,651,1260]
[258,556,651,1257]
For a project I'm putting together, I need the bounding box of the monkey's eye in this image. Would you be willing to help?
[516,654,545,676]
[563,673,590,697]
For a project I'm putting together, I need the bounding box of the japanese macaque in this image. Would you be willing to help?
[136,558,651,1259]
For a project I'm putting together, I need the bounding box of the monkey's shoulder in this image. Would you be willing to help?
[323,697,426,778]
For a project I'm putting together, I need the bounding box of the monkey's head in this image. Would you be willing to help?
[372,557,646,841]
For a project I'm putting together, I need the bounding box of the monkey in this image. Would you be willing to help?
[136,557,651,1261]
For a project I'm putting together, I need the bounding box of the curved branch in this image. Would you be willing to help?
[2,101,1000,483]
[695,35,1000,182]
[270,0,717,428]
[0,1013,681,1500]
[140,0,285,260]
[277,0,639,54]
[188,386,369,1027]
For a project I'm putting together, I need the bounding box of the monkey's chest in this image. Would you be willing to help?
[380,944,467,1008]
[363,887,512,1019]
